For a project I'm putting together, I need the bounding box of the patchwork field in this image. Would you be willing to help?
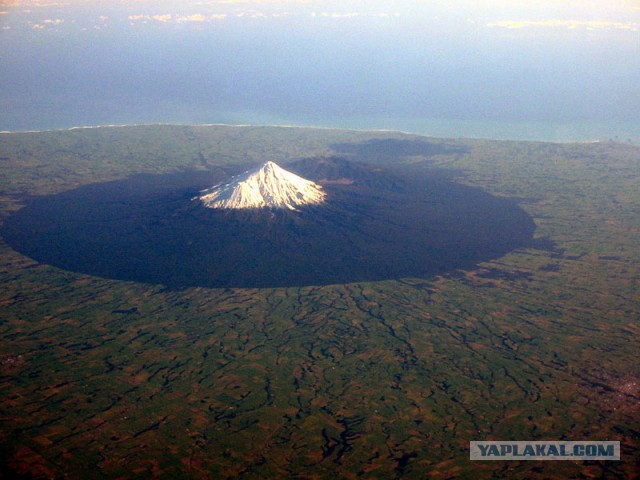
[0,125,638,478]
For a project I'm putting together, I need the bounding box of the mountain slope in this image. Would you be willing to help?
[196,161,325,210]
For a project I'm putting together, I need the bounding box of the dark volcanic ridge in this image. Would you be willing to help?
[1,158,537,288]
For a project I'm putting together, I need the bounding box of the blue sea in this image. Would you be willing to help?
[1,9,638,143]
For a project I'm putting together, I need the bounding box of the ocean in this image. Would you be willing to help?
[1,8,638,143]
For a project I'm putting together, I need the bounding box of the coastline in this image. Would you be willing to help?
[1,119,637,145]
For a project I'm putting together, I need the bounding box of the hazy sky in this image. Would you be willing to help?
[1,1,638,137]
[2,0,637,29]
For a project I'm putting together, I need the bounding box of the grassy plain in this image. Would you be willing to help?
[0,125,638,479]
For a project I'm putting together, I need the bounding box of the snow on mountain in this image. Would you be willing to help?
[196,161,326,210]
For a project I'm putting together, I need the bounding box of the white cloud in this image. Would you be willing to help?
[128,14,171,23]
[176,13,228,22]
[321,12,359,18]
[311,11,400,19]
[26,17,64,29]
[152,14,173,22]
[128,12,228,24]
[236,10,267,18]
[177,14,205,22]
[7,1,70,6]
[487,19,639,31]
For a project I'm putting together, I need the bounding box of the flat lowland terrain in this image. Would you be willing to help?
[0,125,638,479]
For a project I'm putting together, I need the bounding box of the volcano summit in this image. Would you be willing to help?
[1,157,536,288]
[197,161,325,210]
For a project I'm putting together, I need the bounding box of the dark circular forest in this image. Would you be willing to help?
[2,157,537,288]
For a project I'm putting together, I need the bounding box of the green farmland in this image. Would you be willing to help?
[0,125,638,479]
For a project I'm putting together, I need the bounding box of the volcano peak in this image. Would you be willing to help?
[196,161,326,210]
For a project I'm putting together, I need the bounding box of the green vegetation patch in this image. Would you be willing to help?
[0,126,638,479]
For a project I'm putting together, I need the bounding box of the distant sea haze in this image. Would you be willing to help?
[1,11,638,144]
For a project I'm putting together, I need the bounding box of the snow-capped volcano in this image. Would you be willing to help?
[196,161,326,210]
